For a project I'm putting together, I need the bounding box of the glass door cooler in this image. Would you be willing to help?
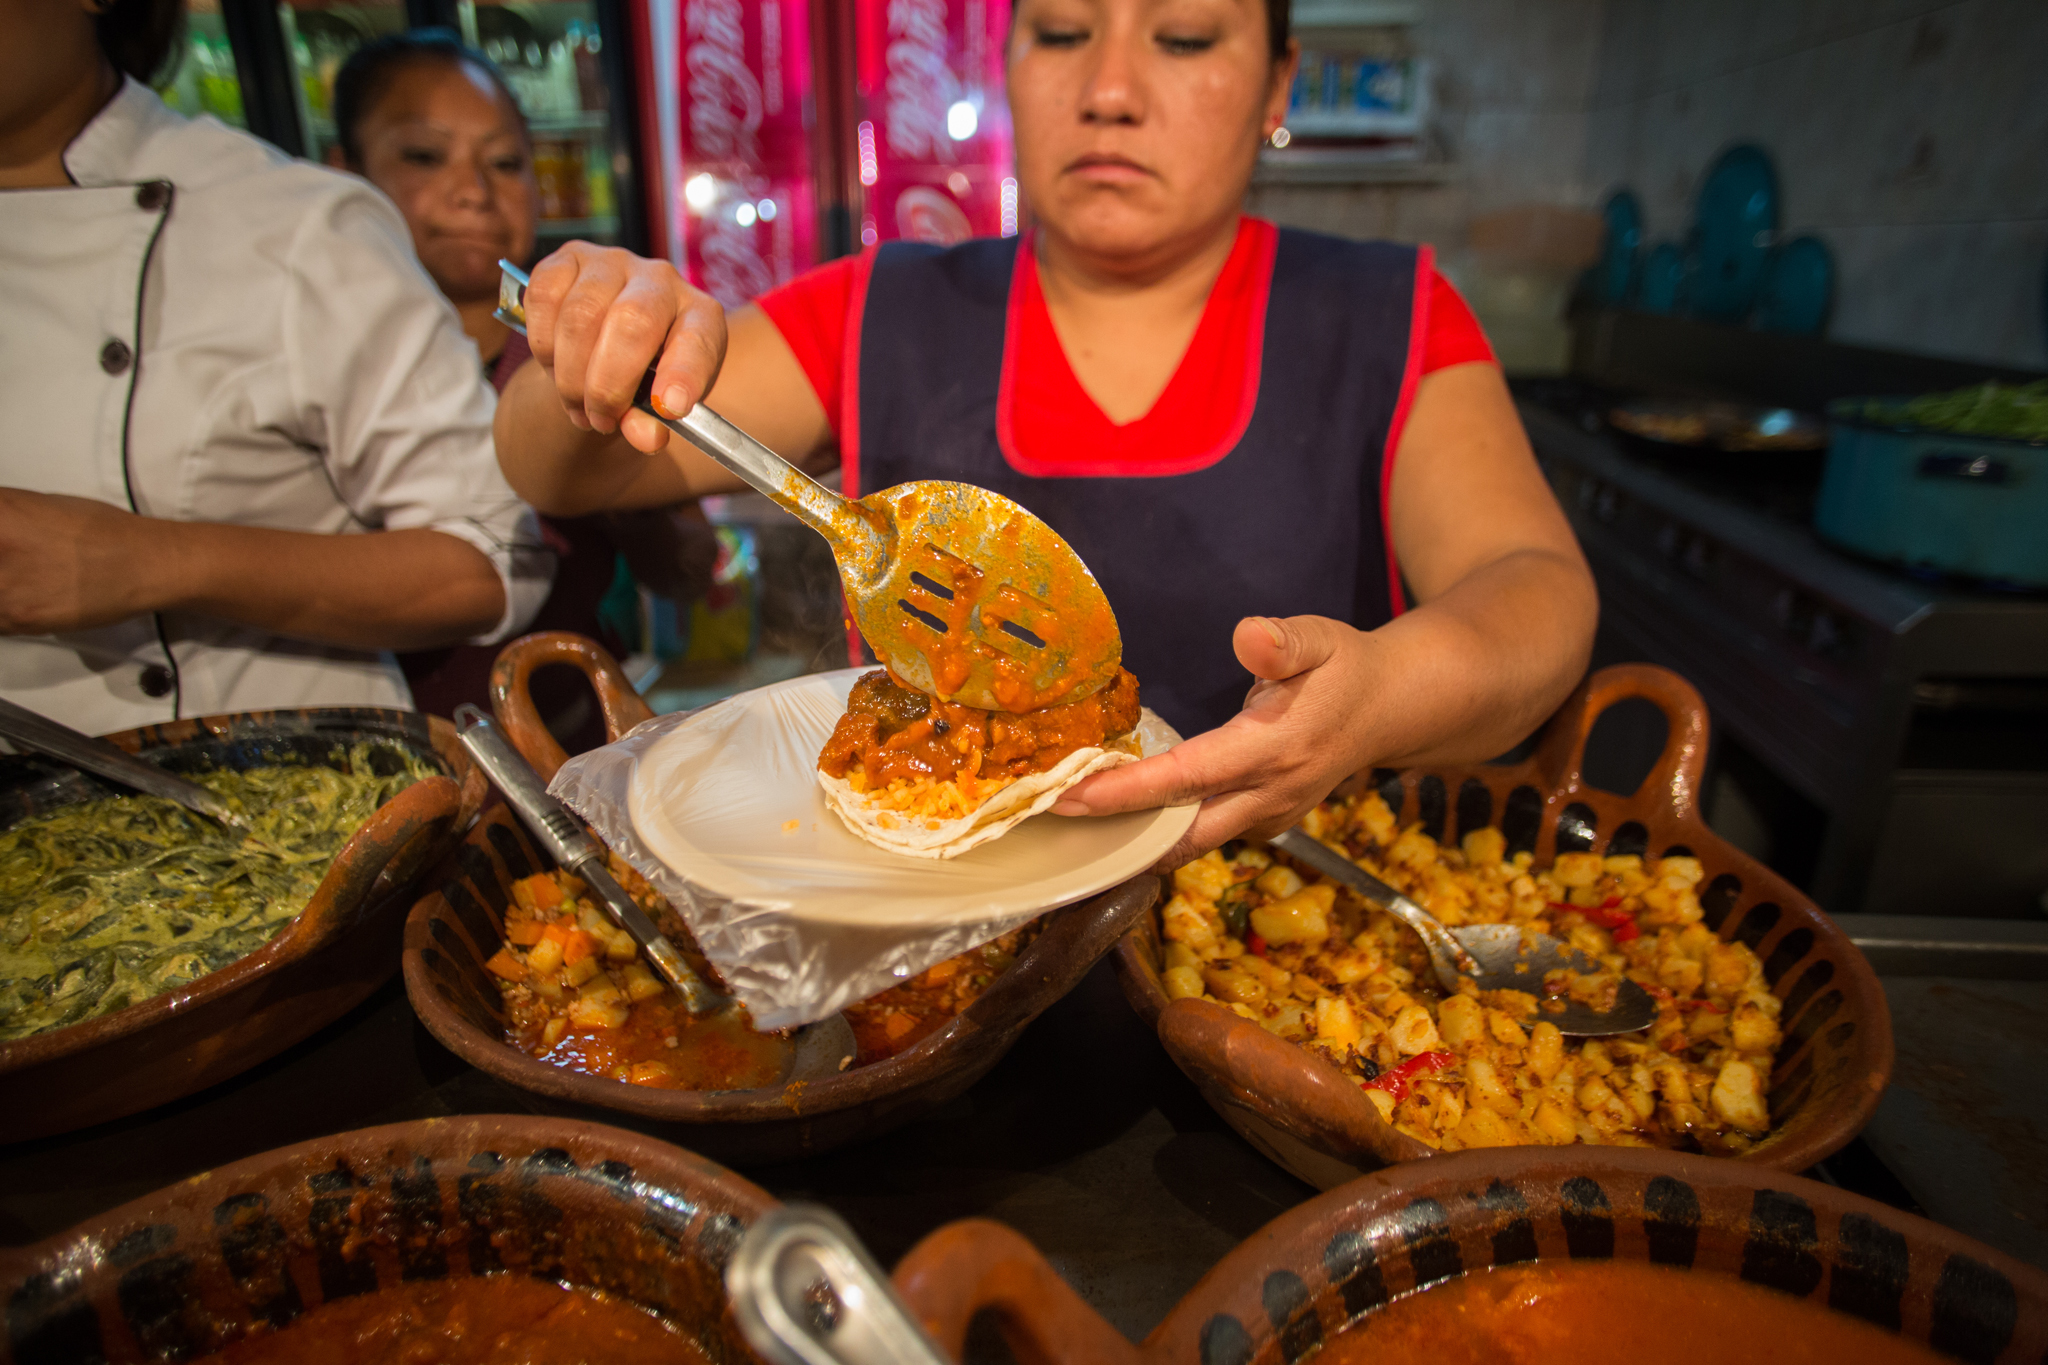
[153,1,1023,310]
[632,0,1018,305]
[157,0,649,253]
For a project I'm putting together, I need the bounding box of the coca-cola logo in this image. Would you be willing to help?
[895,185,972,245]
[885,0,956,162]
[686,0,762,164]
[685,0,773,305]
[700,225,778,304]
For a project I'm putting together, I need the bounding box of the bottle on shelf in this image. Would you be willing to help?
[198,34,243,123]
[570,21,608,112]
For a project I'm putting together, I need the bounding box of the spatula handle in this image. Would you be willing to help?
[1269,827,1482,986]
[628,374,865,556]
[494,260,884,573]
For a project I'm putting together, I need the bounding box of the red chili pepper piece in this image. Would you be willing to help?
[1361,1049,1454,1105]
[1552,898,1640,940]
[1246,932,1268,958]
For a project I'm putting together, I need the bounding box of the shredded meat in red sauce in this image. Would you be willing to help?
[816,668,1141,787]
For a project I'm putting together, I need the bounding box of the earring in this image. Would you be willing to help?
[1268,126,1292,149]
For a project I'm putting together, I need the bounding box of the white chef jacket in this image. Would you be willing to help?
[0,79,552,737]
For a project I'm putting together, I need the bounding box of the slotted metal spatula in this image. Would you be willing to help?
[497,261,1122,712]
[1270,828,1657,1037]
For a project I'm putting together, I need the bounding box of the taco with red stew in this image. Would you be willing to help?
[815,668,1145,859]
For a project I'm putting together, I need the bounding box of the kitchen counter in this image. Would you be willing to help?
[1842,916,2048,1269]
[4,917,2043,1351]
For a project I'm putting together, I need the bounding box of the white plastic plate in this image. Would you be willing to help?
[625,669,1196,932]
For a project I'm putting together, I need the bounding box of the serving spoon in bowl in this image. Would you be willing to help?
[0,695,252,834]
[455,705,857,1085]
[1268,828,1657,1037]
[495,259,1122,714]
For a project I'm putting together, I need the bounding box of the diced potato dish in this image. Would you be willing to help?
[1159,791,1783,1153]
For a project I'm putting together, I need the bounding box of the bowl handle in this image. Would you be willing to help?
[290,772,465,951]
[893,1219,1144,1365]
[1156,997,1417,1165]
[1531,663,1709,822]
[489,631,657,783]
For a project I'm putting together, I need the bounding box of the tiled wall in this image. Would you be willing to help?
[1584,0,2048,370]
[1251,0,2047,372]
[1248,0,1607,254]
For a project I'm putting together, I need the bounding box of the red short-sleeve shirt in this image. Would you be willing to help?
[757,218,1495,479]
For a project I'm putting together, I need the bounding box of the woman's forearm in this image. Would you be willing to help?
[494,360,700,515]
[492,251,837,518]
[157,521,506,650]
[1355,545,1597,771]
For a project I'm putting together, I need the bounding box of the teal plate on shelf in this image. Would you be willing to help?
[1691,143,1779,321]
[1598,188,1642,305]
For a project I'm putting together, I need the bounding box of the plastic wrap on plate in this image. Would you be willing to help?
[548,669,1189,1030]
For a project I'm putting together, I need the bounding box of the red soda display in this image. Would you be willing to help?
[649,0,820,306]
[854,0,1016,247]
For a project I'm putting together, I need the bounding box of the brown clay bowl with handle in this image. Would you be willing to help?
[888,1146,2048,1365]
[1113,663,1894,1187]
[0,1115,774,1363]
[0,707,485,1143]
[400,631,1161,1164]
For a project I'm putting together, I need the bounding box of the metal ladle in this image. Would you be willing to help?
[1268,828,1656,1036]
[726,1204,953,1365]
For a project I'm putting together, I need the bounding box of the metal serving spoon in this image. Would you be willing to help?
[0,695,252,834]
[495,260,1122,714]
[1268,827,1656,1037]
[726,1204,953,1365]
[455,705,857,1084]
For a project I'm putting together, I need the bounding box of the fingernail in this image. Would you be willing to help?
[659,386,691,419]
[1255,616,1286,648]
[1049,799,1089,816]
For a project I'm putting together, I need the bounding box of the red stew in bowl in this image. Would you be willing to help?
[191,1277,703,1365]
[1326,1260,1942,1365]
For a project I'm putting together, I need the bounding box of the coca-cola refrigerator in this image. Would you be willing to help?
[163,0,1015,301]
[633,0,1018,307]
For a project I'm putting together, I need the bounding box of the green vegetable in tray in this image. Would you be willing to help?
[1846,379,2048,441]
[0,745,434,1042]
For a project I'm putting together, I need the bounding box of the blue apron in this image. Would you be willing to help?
[848,227,1425,736]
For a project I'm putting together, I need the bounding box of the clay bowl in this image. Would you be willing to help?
[401,631,1161,1164]
[0,1116,773,1363]
[891,1147,2048,1365]
[0,708,485,1143]
[1113,663,1895,1187]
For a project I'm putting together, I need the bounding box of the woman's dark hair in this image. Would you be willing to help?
[1266,0,1292,60]
[96,0,187,86]
[332,28,526,167]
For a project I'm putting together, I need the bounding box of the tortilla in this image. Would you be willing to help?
[818,728,1145,860]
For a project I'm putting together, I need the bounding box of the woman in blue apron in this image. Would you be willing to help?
[496,0,1597,864]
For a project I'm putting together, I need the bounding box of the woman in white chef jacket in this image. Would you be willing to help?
[0,0,552,736]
